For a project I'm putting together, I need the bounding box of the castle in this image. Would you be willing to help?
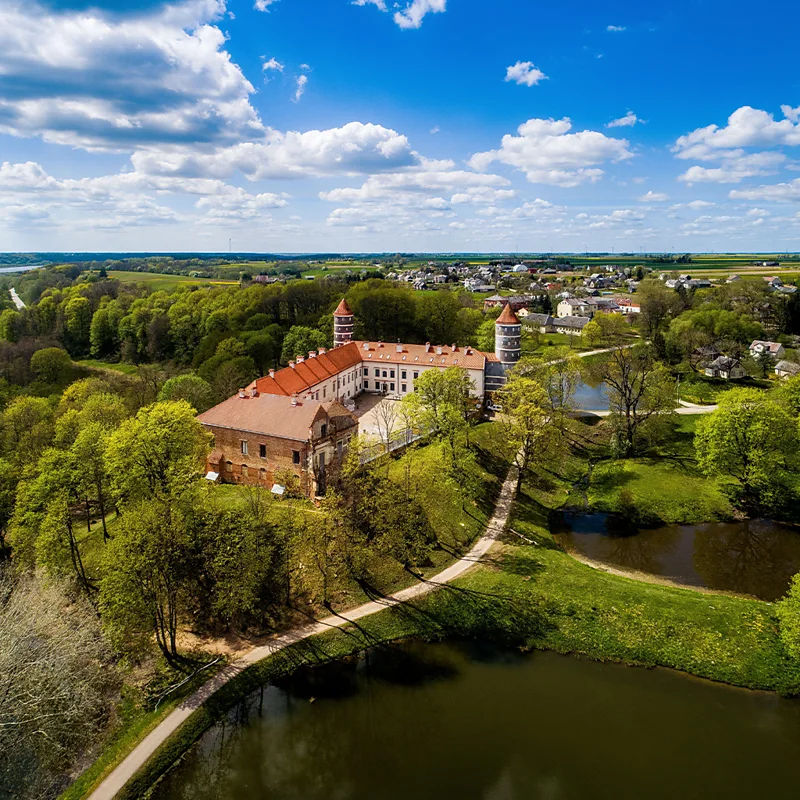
[197,299,521,496]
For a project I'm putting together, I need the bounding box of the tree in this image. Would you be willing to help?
[104,400,209,505]
[30,347,71,383]
[695,388,798,509]
[776,573,800,659]
[637,278,679,338]
[498,373,558,492]
[1,396,54,465]
[475,318,496,352]
[581,319,602,348]
[100,499,194,660]
[280,325,328,362]
[0,571,117,800]
[601,345,676,455]
[158,375,215,413]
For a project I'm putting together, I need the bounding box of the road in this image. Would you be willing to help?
[88,460,520,800]
[575,401,718,418]
[9,288,25,310]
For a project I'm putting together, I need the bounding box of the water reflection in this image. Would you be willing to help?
[553,512,800,600]
[154,641,800,800]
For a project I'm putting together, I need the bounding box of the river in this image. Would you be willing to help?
[153,640,800,800]
[552,512,800,600]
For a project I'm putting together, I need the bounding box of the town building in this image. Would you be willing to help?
[197,299,522,495]
[775,360,800,379]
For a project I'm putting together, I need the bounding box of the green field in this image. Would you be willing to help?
[106,271,238,290]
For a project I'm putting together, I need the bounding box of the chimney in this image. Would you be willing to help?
[250,387,259,398]
[436,346,443,355]
[396,344,403,353]
[297,355,305,363]
[291,393,298,406]
[425,342,431,352]
[309,351,317,358]
[289,360,296,369]
[451,343,457,351]
[319,347,326,355]
[466,346,472,355]
[269,369,275,378]
[238,388,246,398]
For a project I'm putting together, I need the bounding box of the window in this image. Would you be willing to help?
[413,371,419,379]
[292,450,301,465]
[374,368,380,377]
[240,440,248,456]
[323,386,327,398]
[401,370,407,379]
[382,370,387,378]
[401,383,407,393]
[364,380,369,389]
[363,367,368,377]
[225,460,232,472]
[390,383,395,391]
[241,464,248,478]
[390,370,395,378]
[321,423,328,437]
[259,444,266,459]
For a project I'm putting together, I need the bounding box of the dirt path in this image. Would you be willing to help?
[88,462,519,800]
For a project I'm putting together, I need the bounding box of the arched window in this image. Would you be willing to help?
[241,464,248,478]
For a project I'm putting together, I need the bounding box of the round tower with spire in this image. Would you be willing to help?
[333,298,355,347]
[495,303,521,367]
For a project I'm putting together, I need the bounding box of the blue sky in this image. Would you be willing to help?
[1,0,799,252]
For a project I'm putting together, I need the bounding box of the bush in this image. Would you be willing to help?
[30,347,71,383]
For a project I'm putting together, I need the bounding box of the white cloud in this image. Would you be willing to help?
[132,122,417,179]
[607,111,641,128]
[505,61,548,87]
[254,0,279,11]
[293,74,308,102]
[638,190,669,202]
[353,0,387,9]
[0,1,263,152]
[729,179,800,202]
[430,125,440,134]
[673,105,800,160]
[678,151,786,184]
[394,0,446,29]
[262,57,284,77]
[607,25,626,31]
[468,117,633,186]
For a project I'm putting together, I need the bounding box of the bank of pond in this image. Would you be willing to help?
[153,639,800,800]
[552,512,800,601]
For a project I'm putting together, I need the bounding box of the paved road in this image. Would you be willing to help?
[88,461,519,800]
[9,288,25,310]
[575,401,718,418]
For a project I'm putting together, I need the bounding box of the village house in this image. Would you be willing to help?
[705,356,746,380]
[749,340,785,360]
[775,360,800,379]
[553,315,590,336]
[556,297,620,319]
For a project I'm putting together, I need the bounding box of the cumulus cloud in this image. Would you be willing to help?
[678,151,786,184]
[468,117,633,186]
[607,25,626,31]
[0,0,263,151]
[729,178,800,202]
[394,0,446,29]
[131,122,417,179]
[293,74,308,102]
[505,61,548,87]
[607,111,641,128]
[254,0,279,11]
[638,190,669,202]
[673,105,800,160]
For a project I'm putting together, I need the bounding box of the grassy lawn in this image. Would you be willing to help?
[76,359,140,375]
[106,271,238,290]
[678,373,771,405]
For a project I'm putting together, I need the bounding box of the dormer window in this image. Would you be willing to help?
[321,423,328,437]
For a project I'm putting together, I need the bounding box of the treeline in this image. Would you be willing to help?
[0,274,502,406]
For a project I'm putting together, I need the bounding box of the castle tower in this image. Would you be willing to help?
[495,303,521,367]
[333,298,355,347]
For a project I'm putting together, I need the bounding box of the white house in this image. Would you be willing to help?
[705,356,746,380]
[749,340,785,360]
[775,360,800,379]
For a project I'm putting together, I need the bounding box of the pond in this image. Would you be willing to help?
[570,378,610,411]
[153,640,800,800]
[552,512,800,601]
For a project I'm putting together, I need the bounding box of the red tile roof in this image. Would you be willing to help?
[334,298,353,316]
[198,394,356,441]
[496,303,521,325]
[356,341,488,370]
[255,341,363,396]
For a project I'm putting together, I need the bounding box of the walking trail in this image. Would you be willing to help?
[89,462,519,800]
